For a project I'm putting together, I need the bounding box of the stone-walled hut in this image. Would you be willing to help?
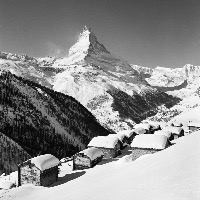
[131,134,169,161]
[88,136,121,159]
[132,127,146,135]
[107,133,128,149]
[162,126,184,139]
[188,121,200,132]
[134,123,151,134]
[73,147,104,170]
[117,130,136,144]
[18,154,60,187]
[154,130,173,140]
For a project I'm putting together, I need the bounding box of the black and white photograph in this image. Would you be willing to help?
[0,0,200,199]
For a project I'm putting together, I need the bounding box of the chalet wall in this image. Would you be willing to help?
[131,148,160,161]
[19,162,40,186]
[189,126,200,132]
[19,160,58,187]
[73,154,103,170]
[40,166,58,186]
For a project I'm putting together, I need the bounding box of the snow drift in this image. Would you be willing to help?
[1,132,200,200]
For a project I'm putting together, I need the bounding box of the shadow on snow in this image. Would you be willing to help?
[49,171,86,187]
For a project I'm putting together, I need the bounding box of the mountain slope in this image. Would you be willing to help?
[53,26,136,73]
[0,71,110,165]
[50,27,180,131]
[132,64,200,99]
[0,27,180,131]
[0,132,31,175]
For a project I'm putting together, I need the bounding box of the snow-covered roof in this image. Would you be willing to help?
[134,123,151,130]
[31,154,60,171]
[151,124,160,130]
[162,126,183,135]
[88,136,119,148]
[154,130,172,139]
[167,122,174,126]
[108,133,126,142]
[78,147,104,161]
[131,134,168,150]
[172,122,183,127]
[133,127,146,135]
[182,125,189,131]
[158,122,167,129]
[117,130,135,138]
[142,120,163,129]
[188,121,200,127]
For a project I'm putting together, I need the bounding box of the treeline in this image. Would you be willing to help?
[107,87,181,123]
[0,71,110,162]
[0,132,31,175]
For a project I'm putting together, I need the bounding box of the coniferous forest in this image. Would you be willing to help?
[0,71,110,174]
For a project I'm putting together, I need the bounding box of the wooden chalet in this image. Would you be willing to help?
[132,127,146,135]
[188,121,200,132]
[107,133,128,149]
[73,147,104,170]
[154,130,173,140]
[88,136,121,159]
[162,126,184,139]
[173,122,183,127]
[182,125,191,135]
[134,123,151,134]
[117,130,136,144]
[130,134,169,161]
[147,122,161,133]
[157,122,167,129]
[18,154,60,187]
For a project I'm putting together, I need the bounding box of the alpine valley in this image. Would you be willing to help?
[1,26,200,174]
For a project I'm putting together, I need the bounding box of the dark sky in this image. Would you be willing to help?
[0,0,200,68]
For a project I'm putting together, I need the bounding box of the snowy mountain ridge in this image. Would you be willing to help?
[69,26,111,57]
[52,26,136,74]
[50,27,181,130]
[131,63,200,98]
[132,63,200,77]
[0,26,182,131]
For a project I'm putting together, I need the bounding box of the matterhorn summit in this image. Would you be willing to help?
[68,26,111,58]
[50,26,180,131]
[54,26,133,72]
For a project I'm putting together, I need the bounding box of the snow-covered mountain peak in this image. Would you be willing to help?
[68,26,110,58]
[54,26,135,73]
[77,26,97,43]
[183,64,200,75]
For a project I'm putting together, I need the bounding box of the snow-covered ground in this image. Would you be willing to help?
[169,106,200,126]
[1,131,200,200]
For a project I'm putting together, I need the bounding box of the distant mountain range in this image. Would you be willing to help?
[132,64,200,98]
[1,26,200,174]
[0,26,181,131]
